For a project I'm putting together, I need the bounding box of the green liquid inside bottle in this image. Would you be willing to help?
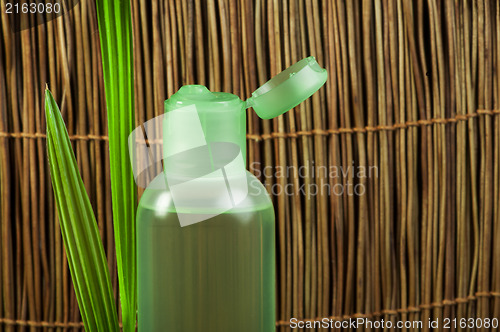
[137,173,275,331]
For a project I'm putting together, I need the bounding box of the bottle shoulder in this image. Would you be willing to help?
[138,171,273,215]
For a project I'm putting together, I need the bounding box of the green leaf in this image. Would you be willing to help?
[95,1,137,331]
[45,88,119,332]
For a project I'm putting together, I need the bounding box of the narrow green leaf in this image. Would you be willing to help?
[45,88,119,332]
[96,1,137,331]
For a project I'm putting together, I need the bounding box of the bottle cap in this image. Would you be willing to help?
[246,56,327,119]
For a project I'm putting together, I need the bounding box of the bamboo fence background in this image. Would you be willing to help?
[1,0,500,331]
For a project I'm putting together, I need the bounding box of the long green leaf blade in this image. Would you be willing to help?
[95,0,137,331]
[45,88,119,332]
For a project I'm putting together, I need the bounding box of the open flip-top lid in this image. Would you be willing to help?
[247,56,328,119]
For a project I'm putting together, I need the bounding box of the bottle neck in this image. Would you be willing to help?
[163,86,247,176]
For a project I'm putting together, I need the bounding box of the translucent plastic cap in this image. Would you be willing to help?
[247,56,327,119]
[128,56,327,195]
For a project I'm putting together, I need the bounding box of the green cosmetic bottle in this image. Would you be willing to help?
[134,57,327,332]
